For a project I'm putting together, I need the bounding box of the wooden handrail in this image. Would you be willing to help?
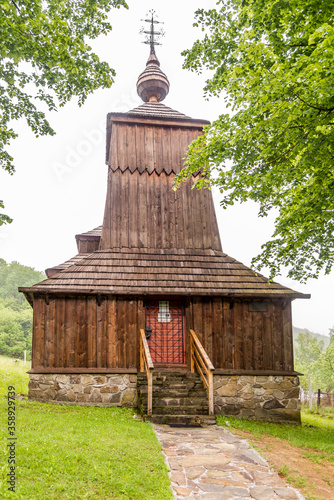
[190,329,215,415]
[140,329,154,415]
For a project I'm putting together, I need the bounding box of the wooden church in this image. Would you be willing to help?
[20,20,308,424]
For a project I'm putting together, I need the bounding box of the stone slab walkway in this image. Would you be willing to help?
[153,424,304,500]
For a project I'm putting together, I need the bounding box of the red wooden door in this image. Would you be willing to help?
[145,300,185,364]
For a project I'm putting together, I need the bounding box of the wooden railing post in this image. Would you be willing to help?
[208,369,214,415]
[140,329,154,415]
[190,335,195,373]
[189,329,215,416]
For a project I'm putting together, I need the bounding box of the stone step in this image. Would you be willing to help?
[138,373,202,383]
[145,414,217,426]
[138,388,208,398]
[141,397,209,407]
[138,372,211,422]
[142,406,210,416]
[138,381,204,389]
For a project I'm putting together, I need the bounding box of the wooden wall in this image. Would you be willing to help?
[31,295,293,373]
[32,295,143,370]
[108,122,203,175]
[186,298,293,372]
[100,169,222,251]
[76,239,100,254]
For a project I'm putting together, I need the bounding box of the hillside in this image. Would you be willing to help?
[293,326,330,348]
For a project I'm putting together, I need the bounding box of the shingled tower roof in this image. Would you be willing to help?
[20,36,309,302]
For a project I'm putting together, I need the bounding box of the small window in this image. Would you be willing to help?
[158,301,171,322]
[248,301,267,312]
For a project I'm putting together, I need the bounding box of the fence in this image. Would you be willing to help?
[300,387,334,408]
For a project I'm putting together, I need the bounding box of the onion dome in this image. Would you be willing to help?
[137,48,170,103]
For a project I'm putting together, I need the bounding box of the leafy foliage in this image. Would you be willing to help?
[0,258,45,358]
[0,0,128,225]
[178,0,334,282]
[294,328,334,392]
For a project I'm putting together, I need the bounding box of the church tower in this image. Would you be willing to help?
[21,13,307,424]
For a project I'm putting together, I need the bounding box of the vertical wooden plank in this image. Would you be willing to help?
[263,301,273,370]
[33,297,44,368]
[76,296,87,368]
[252,309,264,370]
[127,124,137,172]
[243,302,253,370]
[168,173,177,249]
[162,126,171,174]
[283,300,293,371]
[154,173,162,248]
[137,299,145,370]
[100,298,108,368]
[129,170,138,248]
[234,301,244,369]
[116,298,126,368]
[66,298,76,368]
[223,300,234,369]
[119,169,129,247]
[96,298,103,368]
[107,296,117,368]
[138,171,148,248]
[31,298,37,369]
[118,124,127,171]
[110,169,121,248]
[202,298,213,360]
[110,123,118,168]
[192,297,203,345]
[47,298,56,368]
[272,301,284,370]
[160,172,169,248]
[212,298,223,368]
[185,299,192,369]
[127,298,137,368]
[136,125,145,173]
[154,127,163,173]
[171,126,181,174]
[145,126,155,174]
[147,173,155,248]
[87,296,97,368]
[57,297,66,368]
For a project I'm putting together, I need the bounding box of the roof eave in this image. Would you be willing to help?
[18,287,310,300]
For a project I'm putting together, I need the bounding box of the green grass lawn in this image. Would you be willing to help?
[0,356,173,500]
[302,405,334,432]
[217,410,334,457]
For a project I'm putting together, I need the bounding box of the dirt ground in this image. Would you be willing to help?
[230,429,334,500]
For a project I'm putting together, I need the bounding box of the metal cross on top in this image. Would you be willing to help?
[140,9,165,53]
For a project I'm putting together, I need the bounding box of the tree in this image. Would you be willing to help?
[177,0,334,282]
[314,327,334,392]
[0,258,45,358]
[294,331,324,391]
[0,0,128,226]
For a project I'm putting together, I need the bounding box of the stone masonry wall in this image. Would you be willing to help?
[213,375,301,424]
[28,374,137,406]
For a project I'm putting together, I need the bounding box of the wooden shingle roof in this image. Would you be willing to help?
[45,254,90,278]
[128,102,191,120]
[20,248,308,299]
[75,226,102,238]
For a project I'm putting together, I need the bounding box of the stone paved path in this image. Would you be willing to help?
[153,424,304,500]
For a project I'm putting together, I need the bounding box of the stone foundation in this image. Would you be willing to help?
[28,373,137,407]
[213,375,301,423]
[29,372,301,423]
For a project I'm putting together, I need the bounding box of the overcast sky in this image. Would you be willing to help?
[0,0,333,335]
